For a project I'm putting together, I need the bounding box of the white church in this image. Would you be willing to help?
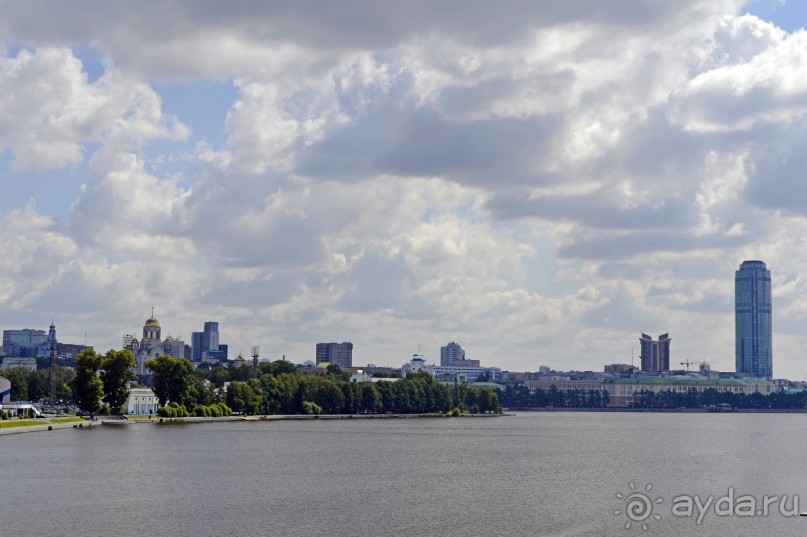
[124,310,185,386]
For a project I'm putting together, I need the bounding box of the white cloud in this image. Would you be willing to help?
[0,47,187,173]
[9,1,807,379]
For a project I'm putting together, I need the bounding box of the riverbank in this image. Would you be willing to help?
[0,419,98,435]
[156,412,513,424]
[0,412,511,434]
[509,407,807,413]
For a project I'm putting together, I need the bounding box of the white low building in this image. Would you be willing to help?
[125,387,160,415]
[0,403,41,417]
[402,354,435,377]
[433,365,502,382]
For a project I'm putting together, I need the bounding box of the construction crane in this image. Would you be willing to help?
[680,360,697,372]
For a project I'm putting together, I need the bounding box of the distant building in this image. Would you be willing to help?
[124,312,185,386]
[0,357,37,372]
[0,376,10,404]
[538,365,551,374]
[402,354,434,377]
[639,333,670,373]
[191,321,228,362]
[735,260,773,378]
[433,365,502,382]
[3,324,88,360]
[440,342,465,366]
[125,387,160,415]
[57,343,92,361]
[604,364,634,377]
[2,329,46,358]
[316,342,353,368]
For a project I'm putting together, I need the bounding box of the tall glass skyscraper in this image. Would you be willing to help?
[735,260,772,378]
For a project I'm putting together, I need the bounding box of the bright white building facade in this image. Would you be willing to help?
[125,387,160,415]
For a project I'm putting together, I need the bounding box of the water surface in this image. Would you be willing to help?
[2,412,806,536]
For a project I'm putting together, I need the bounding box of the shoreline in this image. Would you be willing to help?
[157,412,513,424]
[0,412,511,434]
[0,420,98,436]
[508,407,807,413]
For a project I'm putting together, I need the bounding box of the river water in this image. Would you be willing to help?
[1,412,807,536]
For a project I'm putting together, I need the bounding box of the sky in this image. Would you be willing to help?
[1,0,807,378]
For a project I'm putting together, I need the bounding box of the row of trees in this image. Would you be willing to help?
[140,355,502,416]
[630,388,807,410]
[6,350,503,417]
[500,383,807,410]
[225,369,502,415]
[501,385,611,408]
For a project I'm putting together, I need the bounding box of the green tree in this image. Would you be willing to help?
[100,349,136,414]
[146,355,195,407]
[313,378,345,414]
[325,364,350,382]
[3,368,30,401]
[72,349,104,414]
[359,382,381,413]
[226,381,260,415]
[186,375,214,407]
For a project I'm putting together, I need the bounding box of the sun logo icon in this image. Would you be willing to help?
[614,482,663,531]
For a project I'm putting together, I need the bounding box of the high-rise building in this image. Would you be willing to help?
[2,329,46,358]
[735,260,773,378]
[639,333,671,373]
[440,341,465,366]
[191,321,228,361]
[316,342,353,368]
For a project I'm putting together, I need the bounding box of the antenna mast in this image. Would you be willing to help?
[251,346,260,379]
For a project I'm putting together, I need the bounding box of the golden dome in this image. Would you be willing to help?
[145,317,160,328]
[164,336,173,343]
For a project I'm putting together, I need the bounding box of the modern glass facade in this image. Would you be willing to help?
[639,333,670,372]
[191,321,227,361]
[735,260,772,378]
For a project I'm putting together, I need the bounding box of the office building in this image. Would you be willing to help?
[191,321,228,362]
[639,333,671,373]
[440,341,465,366]
[2,329,46,358]
[316,342,353,368]
[735,260,773,378]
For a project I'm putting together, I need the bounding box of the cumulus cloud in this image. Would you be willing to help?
[0,203,76,308]
[7,1,807,378]
[0,47,187,173]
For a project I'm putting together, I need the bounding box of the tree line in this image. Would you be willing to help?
[501,385,611,408]
[630,388,807,410]
[224,368,500,416]
[56,351,501,416]
[143,357,501,416]
[500,383,807,410]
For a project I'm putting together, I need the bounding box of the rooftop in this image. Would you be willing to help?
[605,377,747,387]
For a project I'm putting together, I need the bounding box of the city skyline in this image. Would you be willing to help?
[5,2,807,379]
